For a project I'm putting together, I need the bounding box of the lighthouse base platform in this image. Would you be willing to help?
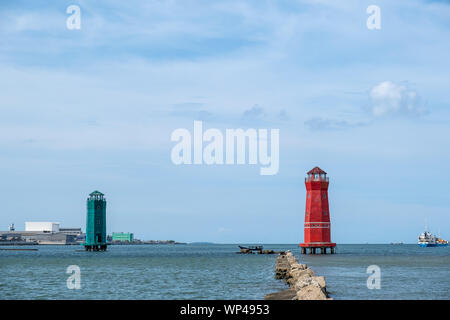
[84,244,107,252]
[299,243,336,254]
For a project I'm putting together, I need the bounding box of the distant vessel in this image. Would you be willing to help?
[238,245,263,251]
[418,230,448,247]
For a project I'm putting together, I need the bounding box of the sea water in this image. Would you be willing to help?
[0,244,449,300]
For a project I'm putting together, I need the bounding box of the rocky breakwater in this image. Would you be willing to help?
[265,250,332,300]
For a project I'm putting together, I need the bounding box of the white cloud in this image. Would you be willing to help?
[304,117,366,131]
[369,81,426,117]
[241,105,266,122]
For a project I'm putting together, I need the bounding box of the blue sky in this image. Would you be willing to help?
[1,0,449,243]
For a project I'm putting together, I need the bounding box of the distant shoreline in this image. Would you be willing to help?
[0,241,187,246]
[0,242,422,247]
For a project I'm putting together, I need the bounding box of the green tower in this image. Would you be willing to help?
[85,190,107,251]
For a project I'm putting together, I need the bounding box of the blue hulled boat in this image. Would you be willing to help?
[418,230,448,247]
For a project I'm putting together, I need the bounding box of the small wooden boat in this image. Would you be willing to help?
[238,245,263,251]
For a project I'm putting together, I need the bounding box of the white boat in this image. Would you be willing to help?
[418,226,448,247]
[418,231,437,247]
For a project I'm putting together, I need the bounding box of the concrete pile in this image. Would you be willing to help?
[266,250,332,300]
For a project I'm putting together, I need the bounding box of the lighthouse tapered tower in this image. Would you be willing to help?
[300,167,336,254]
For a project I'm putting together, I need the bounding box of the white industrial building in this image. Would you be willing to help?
[25,222,60,233]
[1,222,83,245]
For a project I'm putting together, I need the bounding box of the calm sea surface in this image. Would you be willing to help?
[0,244,449,300]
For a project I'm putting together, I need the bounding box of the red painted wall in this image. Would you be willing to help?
[304,179,331,244]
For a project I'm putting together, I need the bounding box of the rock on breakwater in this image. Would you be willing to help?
[265,250,332,300]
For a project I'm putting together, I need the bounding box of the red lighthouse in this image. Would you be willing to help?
[300,167,336,254]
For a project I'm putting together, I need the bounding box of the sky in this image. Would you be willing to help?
[0,0,449,243]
